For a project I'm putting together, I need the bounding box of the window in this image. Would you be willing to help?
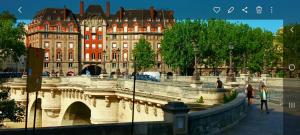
[124,26,128,32]
[69,25,73,32]
[57,42,61,48]
[85,27,89,31]
[158,26,161,33]
[92,53,95,60]
[92,26,96,33]
[98,44,102,48]
[44,62,48,68]
[98,35,102,40]
[69,35,73,39]
[85,53,89,60]
[45,24,49,31]
[44,42,49,48]
[56,52,61,60]
[45,52,49,60]
[85,35,89,40]
[123,35,128,39]
[98,27,102,31]
[112,35,117,39]
[157,43,161,48]
[68,63,73,68]
[92,44,96,49]
[69,52,73,60]
[85,44,89,48]
[112,43,117,48]
[134,26,138,32]
[124,53,128,61]
[112,63,116,68]
[92,35,96,40]
[113,26,117,33]
[123,43,128,48]
[57,25,61,32]
[133,17,137,22]
[69,43,73,49]
[56,63,61,67]
[44,34,48,39]
[147,26,151,32]
[113,52,117,59]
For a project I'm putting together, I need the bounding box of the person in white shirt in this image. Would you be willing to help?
[260,85,269,114]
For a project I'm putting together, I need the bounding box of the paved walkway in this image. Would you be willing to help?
[223,99,283,135]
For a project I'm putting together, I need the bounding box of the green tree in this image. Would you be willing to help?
[132,37,155,72]
[0,83,24,126]
[0,11,26,69]
[161,20,205,74]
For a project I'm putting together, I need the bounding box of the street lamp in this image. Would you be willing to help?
[192,42,200,81]
[102,50,107,74]
[116,48,121,75]
[59,53,63,76]
[227,43,235,82]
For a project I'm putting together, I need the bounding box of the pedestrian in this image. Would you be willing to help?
[216,77,223,88]
[246,83,254,105]
[260,84,269,114]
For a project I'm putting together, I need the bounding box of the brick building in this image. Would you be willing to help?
[26,7,80,76]
[26,1,175,76]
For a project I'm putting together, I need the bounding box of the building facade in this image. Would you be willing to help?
[26,8,80,76]
[26,1,174,76]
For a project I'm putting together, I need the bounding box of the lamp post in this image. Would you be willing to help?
[116,48,121,75]
[227,43,235,82]
[59,53,63,76]
[102,50,107,74]
[192,42,200,81]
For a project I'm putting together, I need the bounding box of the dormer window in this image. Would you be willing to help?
[147,26,151,32]
[134,26,138,32]
[157,26,161,33]
[69,25,73,32]
[45,24,49,31]
[133,17,137,22]
[124,26,128,32]
[124,18,128,22]
[113,26,117,33]
[57,25,61,32]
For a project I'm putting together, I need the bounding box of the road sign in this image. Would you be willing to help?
[26,47,45,93]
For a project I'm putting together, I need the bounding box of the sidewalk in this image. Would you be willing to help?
[222,99,283,135]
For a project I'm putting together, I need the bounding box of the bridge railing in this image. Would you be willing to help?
[188,93,247,135]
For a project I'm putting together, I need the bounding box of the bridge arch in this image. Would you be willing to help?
[61,101,92,126]
[81,65,101,75]
[29,98,42,127]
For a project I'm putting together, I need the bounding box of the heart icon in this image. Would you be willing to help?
[213,7,221,14]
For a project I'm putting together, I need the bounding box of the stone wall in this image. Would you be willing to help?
[0,122,173,135]
[118,79,230,105]
[188,93,247,135]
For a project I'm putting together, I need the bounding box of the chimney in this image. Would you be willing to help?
[80,0,84,16]
[119,7,124,19]
[150,6,155,19]
[106,1,110,17]
[64,5,67,20]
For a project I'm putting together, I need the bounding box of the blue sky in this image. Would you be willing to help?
[7,0,294,33]
[229,20,283,33]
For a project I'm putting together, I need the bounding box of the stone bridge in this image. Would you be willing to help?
[4,76,229,128]
[4,77,186,127]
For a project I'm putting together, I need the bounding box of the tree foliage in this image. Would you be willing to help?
[0,11,26,63]
[0,86,24,125]
[132,37,156,72]
[161,19,276,74]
